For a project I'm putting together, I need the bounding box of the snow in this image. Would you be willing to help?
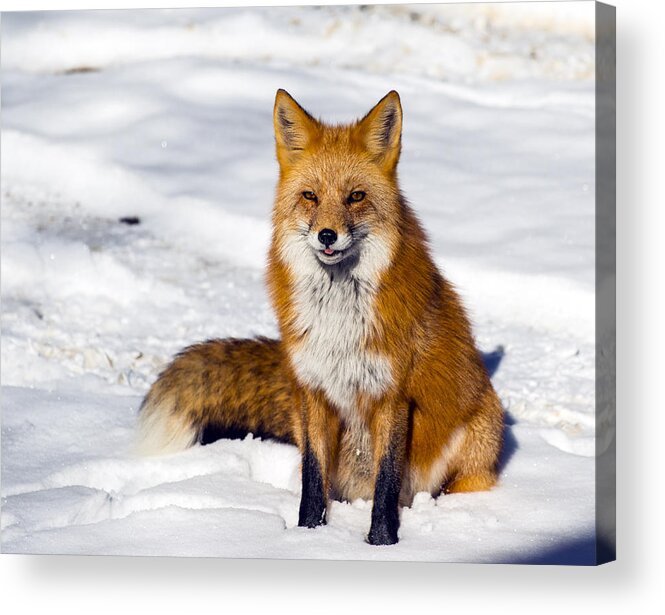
[1,4,601,563]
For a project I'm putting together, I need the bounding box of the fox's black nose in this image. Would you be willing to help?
[318,228,337,247]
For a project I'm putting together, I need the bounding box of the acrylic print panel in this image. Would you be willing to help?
[0,2,614,563]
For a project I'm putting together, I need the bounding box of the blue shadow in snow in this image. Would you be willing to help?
[481,345,505,379]
[504,533,614,565]
[480,345,517,472]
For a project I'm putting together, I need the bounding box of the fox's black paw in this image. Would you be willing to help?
[366,522,399,546]
[298,504,327,529]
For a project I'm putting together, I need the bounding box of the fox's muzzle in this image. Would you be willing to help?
[308,229,355,265]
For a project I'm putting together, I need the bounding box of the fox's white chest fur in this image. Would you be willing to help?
[282,234,394,419]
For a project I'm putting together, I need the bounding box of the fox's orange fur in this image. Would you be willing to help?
[138,90,503,545]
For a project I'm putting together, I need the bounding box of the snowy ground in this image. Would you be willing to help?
[1,4,600,563]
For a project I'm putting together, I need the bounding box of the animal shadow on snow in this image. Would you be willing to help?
[480,345,517,474]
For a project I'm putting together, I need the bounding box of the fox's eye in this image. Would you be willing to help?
[302,191,317,202]
[349,191,366,203]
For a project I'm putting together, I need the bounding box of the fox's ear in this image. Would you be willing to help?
[355,91,402,173]
[273,89,320,168]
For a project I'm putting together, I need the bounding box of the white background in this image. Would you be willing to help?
[0,0,662,612]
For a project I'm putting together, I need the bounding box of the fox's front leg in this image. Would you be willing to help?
[298,390,339,528]
[367,398,409,546]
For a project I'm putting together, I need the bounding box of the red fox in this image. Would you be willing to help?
[138,90,504,545]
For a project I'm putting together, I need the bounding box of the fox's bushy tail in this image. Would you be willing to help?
[135,337,298,456]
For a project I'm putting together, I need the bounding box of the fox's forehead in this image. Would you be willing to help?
[297,157,370,187]
[285,135,383,189]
